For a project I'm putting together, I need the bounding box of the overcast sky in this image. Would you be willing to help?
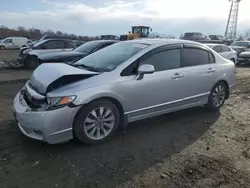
[0,0,249,37]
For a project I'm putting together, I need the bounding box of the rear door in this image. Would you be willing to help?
[179,45,217,104]
[212,45,222,55]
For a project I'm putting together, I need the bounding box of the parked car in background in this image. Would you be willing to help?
[230,41,250,55]
[38,40,118,66]
[238,51,250,64]
[100,35,120,40]
[38,35,72,41]
[73,40,86,47]
[12,39,236,145]
[182,32,210,41]
[0,37,29,50]
[18,39,76,68]
[205,43,237,63]
[208,35,225,41]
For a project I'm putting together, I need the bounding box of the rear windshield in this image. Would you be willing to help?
[74,42,149,71]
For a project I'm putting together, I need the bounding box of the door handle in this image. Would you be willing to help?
[172,73,184,79]
[206,68,215,73]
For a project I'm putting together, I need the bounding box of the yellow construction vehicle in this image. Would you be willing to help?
[120,26,152,41]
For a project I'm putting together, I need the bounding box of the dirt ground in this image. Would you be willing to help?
[0,50,19,61]
[0,67,250,188]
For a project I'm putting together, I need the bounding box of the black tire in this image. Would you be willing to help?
[24,56,40,69]
[231,58,235,64]
[205,82,227,111]
[73,99,120,145]
[0,46,5,50]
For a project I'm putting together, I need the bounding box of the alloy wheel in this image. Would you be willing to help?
[212,85,226,107]
[83,107,115,140]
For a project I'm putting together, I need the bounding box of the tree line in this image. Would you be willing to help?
[0,25,99,41]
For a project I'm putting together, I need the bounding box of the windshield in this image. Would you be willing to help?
[231,42,249,47]
[74,42,149,71]
[74,41,102,53]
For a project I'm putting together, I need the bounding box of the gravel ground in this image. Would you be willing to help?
[0,67,250,188]
[0,50,19,61]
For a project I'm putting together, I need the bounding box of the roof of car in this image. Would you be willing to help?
[205,43,223,47]
[124,38,203,45]
[42,38,73,42]
[94,40,119,43]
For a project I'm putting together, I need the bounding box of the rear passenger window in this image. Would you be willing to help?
[65,41,76,48]
[213,46,222,53]
[221,46,231,52]
[43,41,65,49]
[182,48,210,67]
[140,49,181,71]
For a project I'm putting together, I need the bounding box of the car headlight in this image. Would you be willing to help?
[46,95,76,109]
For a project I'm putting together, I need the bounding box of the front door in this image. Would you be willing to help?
[119,45,185,120]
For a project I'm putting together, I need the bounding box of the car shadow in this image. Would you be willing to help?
[1,107,220,188]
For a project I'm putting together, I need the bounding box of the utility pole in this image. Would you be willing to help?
[225,0,242,40]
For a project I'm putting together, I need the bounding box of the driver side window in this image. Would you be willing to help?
[4,39,12,43]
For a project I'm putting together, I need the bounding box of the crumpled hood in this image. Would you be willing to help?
[38,51,87,60]
[30,63,99,94]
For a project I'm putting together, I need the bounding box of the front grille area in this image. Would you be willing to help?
[22,83,46,109]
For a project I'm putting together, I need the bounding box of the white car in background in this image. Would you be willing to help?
[205,43,237,64]
[0,37,29,50]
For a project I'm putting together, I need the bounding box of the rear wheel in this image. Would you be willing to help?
[205,82,227,111]
[73,100,120,145]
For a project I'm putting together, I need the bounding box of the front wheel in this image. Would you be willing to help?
[24,56,40,69]
[0,46,5,50]
[205,82,227,111]
[73,100,120,145]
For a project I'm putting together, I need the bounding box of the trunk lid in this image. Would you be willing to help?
[30,63,99,94]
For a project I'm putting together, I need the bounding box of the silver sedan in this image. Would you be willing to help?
[12,39,236,144]
[205,43,237,64]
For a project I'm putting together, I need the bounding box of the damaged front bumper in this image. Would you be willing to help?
[12,82,81,144]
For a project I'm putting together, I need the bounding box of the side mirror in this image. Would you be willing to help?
[247,45,250,48]
[137,64,154,79]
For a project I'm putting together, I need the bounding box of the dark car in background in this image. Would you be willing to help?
[182,32,210,41]
[38,40,118,65]
[18,39,76,69]
[100,35,120,40]
[230,41,250,55]
[238,51,250,64]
